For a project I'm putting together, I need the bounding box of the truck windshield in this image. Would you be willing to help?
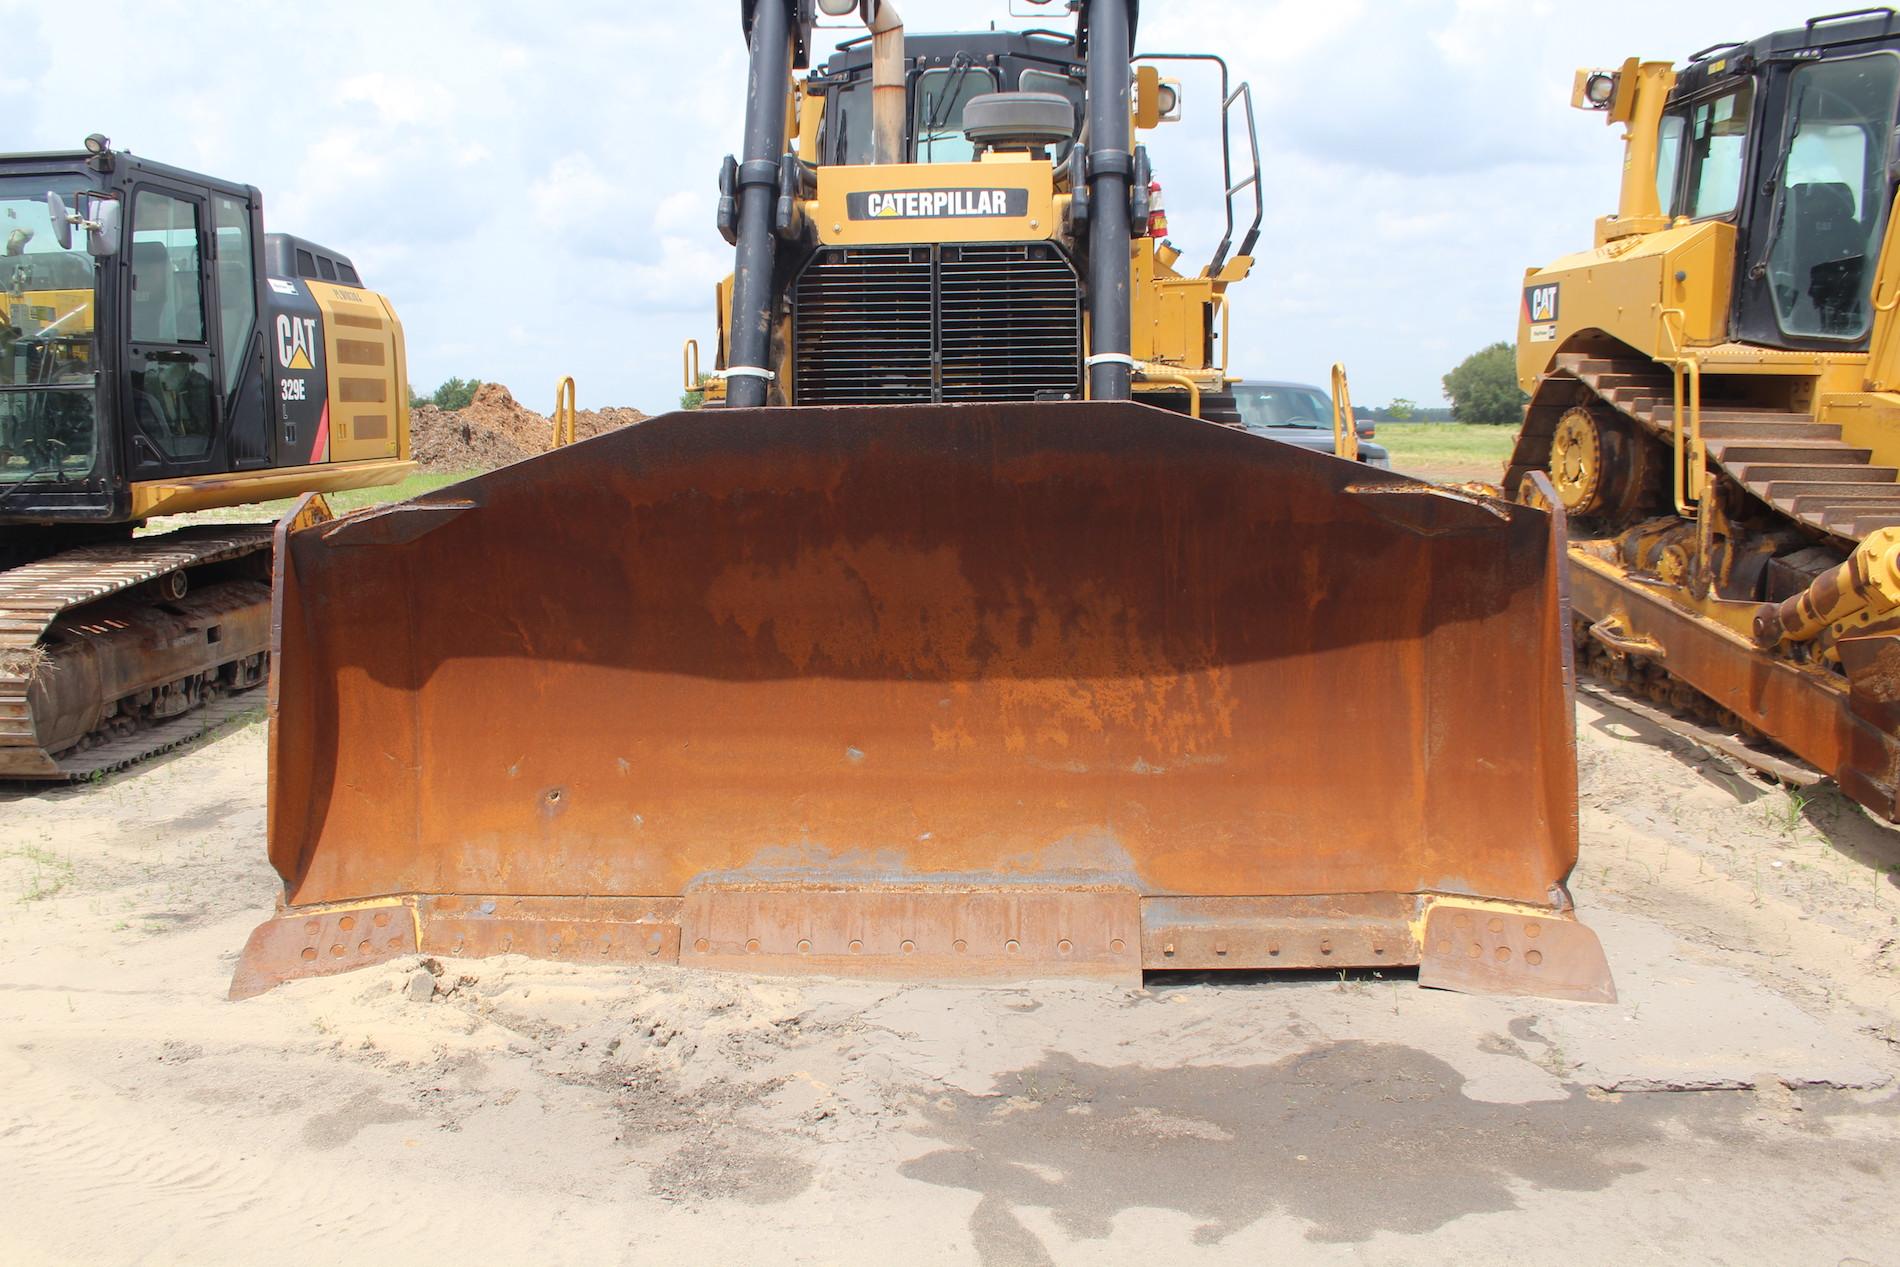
[0,174,98,485]
[1235,385,1331,429]
[1764,53,1900,340]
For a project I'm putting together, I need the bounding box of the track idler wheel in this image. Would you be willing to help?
[1547,404,1655,524]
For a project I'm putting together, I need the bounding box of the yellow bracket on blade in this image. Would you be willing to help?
[1331,363,1359,463]
[551,376,577,449]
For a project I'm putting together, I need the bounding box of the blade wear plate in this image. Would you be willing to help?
[245,401,1599,1000]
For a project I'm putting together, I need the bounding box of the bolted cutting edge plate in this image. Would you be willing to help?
[229,900,419,1000]
[1140,893,1423,970]
[229,895,683,1000]
[1417,901,1616,1004]
[681,886,1142,980]
[422,894,681,964]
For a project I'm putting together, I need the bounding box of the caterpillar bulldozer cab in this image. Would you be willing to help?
[0,142,411,777]
[1507,9,1900,819]
[233,0,1613,1005]
[691,1,1255,419]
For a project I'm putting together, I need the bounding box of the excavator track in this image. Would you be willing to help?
[1508,349,1900,817]
[0,526,274,781]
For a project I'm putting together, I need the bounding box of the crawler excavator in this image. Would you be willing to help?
[0,140,411,778]
[232,0,1613,1004]
[1508,10,1900,820]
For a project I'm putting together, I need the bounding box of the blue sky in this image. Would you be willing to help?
[0,0,1829,411]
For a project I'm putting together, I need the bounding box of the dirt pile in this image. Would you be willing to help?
[411,404,537,472]
[409,383,649,473]
[574,405,647,440]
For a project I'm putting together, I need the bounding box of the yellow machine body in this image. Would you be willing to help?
[236,3,1613,1005]
[0,150,413,779]
[1507,19,1900,816]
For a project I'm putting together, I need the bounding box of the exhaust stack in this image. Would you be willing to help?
[1083,0,1134,402]
[869,1,905,164]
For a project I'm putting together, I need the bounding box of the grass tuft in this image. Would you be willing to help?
[0,644,54,681]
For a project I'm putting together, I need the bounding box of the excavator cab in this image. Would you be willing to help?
[0,147,409,543]
[0,144,412,778]
[234,0,1614,1005]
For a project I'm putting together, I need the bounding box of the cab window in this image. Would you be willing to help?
[1655,112,1686,214]
[131,191,205,344]
[912,66,997,163]
[213,195,255,393]
[1685,82,1755,219]
[129,190,215,462]
[1765,53,1900,339]
[825,78,873,166]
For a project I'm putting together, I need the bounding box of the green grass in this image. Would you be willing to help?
[4,845,74,903]
[311,470,478,512]
[1374,423,1516,480]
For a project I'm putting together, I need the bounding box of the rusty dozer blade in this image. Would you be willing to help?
[234,402,1613,1004]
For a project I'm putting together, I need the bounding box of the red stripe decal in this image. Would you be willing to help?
[309,401,330,464]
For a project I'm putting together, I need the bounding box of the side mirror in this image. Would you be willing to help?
[86,200,120,258]
[47,192,72,250]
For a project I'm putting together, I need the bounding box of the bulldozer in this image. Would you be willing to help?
[0,139,412,778]
[232,0,1614,1004]
[1507,10,1900,820]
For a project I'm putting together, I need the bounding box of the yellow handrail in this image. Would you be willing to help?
[551,376,577,449]
[683,339,701,390]
[1330,362,1360,463]
[1136,363,1202,418]
[1658,306,1687,359]
[1667,358,1702,517]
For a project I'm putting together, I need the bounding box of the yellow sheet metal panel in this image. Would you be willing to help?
[815,160,1057,245]
[1131,240,1215,370]
[1516,220,1736,387]
[378,289,412,462]
[1822,391,1900,474]
[307,279,402,462]
[1129,238,1154,361]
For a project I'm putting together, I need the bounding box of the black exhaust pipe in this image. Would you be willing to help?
[1084,0,1134,402]
[726,0,794,409]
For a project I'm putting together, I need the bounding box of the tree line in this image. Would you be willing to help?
[411,341,1532,426]
[1364,341,1526,425]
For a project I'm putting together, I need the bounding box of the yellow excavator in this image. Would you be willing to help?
[1507,10,1900,820]
[232,0,1613,1004]
[0,139,411,778]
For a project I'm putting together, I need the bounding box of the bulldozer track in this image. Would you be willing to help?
[0,525,274,779]
[1574,678,1824,791]
[1522,351,1900,543]
[1508,350,1891,807]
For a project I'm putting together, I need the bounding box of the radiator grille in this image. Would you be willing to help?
[791,243,1081,405]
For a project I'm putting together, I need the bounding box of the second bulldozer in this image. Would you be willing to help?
[1509,11,1900,820]
[233,0,1612,1004]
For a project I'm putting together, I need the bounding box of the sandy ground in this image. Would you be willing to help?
[3,697,1898,1266]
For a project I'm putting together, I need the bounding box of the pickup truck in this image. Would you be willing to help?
[1231,379,1391,468]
